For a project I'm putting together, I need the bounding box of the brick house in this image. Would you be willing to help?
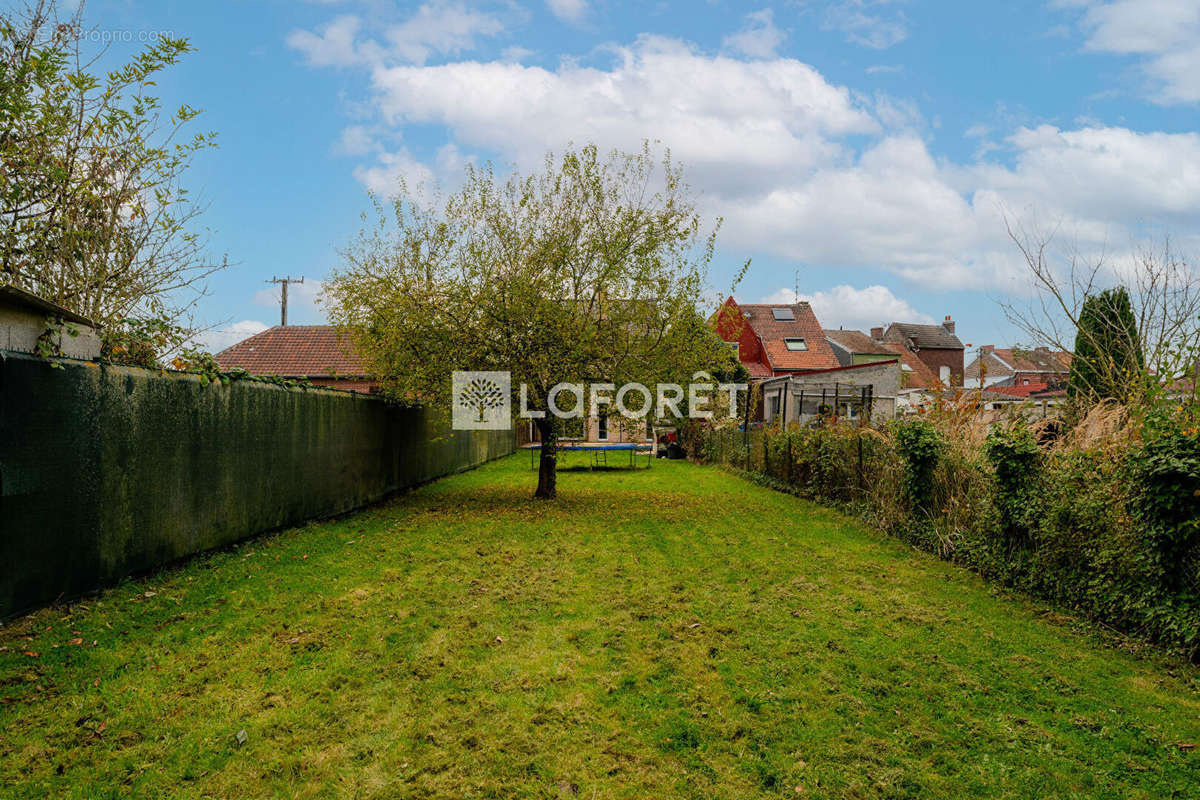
[214,325,377,392]
[878,341,941,389]
[874,316,965,386]
[714,297,840,378]
[965,346,1071,389]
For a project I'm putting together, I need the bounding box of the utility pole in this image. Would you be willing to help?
[266,276,304,326]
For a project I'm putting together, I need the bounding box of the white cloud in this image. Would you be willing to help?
[333,124,378,156]
[287,15,364,67]
[546,0,588,24]
[287,1,505,68]
[194,320,270,353]
[823,1,909,50]
[1067,0,1200,104]
[723,9,786,59]
[369,35,877,197]
[759,285,934,330]
[298,24,1200,295]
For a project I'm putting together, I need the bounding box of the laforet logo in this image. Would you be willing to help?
[451,371,512,430]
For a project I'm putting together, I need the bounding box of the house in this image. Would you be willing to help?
[760,358,901,425]
[973,383,1067,418]
[875,316,965,386]
[878,341,941,390]
[714,297,840,378]
[214,325,377,392]
[823,329,900,368]
[0,284,101,360]
[965,346,1071,389]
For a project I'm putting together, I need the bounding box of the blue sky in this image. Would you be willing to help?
[82,0,1200,351]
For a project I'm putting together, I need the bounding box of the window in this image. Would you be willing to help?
[597,415,608,441]
[767,395,780,418]
[784,337,808,351]
[939,365,951,382]
[771,308,795,321]
[728,341,740,356]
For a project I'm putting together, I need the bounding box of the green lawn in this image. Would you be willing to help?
[2,456,1199,798]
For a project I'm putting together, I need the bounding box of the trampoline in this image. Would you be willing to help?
[522,442,653,470]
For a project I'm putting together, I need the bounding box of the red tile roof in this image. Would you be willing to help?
[880,341,940,389]
[995,348,1072,373]
[736,303,841,371]
[214,326,367,378]
[967,347,1072,380]
[743,360,774,378]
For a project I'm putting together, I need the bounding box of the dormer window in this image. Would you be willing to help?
[784,337,808,351]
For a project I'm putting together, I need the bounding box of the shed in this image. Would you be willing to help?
[0,285,101,360]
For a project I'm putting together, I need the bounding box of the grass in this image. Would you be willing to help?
[2,456,1199,798]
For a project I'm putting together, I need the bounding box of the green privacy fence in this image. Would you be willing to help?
[0,352,515,618]
[701,425,893,504]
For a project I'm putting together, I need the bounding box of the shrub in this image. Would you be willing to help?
[984,423,1042,549]
[696,399,1200,658]
[892,418,942,512]
[1126,411,1200,591]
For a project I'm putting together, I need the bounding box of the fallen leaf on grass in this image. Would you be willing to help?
[68,638,82,646]
[22,651,39,658]
[143,592,156,598]
[1176,743,1195,752]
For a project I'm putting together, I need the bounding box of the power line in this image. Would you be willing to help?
[265,275,302,326]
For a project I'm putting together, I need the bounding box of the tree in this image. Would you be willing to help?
[324,143,735,498]
[1,0,220,328]
[1000,217,1200,406]
[1068,287,1144,403]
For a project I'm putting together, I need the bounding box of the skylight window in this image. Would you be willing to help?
[771,308,795,321]
[784,337,807,351]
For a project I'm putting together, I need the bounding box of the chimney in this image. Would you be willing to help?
[943,315,955,334]
[870,326,884,340]
[981,344,994,355]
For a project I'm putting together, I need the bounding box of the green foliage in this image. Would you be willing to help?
[1068,287,1145,405]
[325,142,732,496]
[1127,410,1200,590]
[1,0,219,326]
[33,314,78,364]
[101,316,189,368]
[892,418,942,511]
[984,423,1042,548]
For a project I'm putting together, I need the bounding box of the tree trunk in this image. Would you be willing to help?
[534,416,558,500]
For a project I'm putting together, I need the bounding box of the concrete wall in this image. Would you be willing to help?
[0,352,515,618]
[0,305,101,360]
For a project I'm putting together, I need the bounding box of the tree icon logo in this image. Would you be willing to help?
[452,371,511,430]
[460,376,504,422]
